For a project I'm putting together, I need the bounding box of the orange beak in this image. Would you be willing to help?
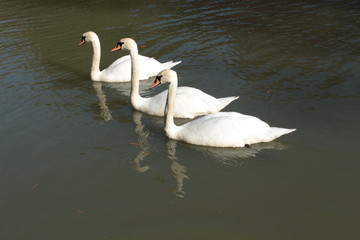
[149,78,161,89]
[111,43,122,52]
[78,39,86,46]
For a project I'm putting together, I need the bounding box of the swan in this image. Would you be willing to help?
[78,31,181,82]
[110,38,239,118]
[150,69,296,147]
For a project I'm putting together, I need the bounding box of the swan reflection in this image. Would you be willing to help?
[130,111,189,197]
[92,81,113,121]
[166,140,190,198]
[92,80,154,121]
[190,141,288,166]
[130,111,150,173]
[129,111,290,197]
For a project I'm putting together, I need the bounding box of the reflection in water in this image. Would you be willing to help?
[90,82,291,197]
[166,140,189,198]
[129,111,288,197]
[102,78,156,97]
[91,80,155,121]
[1,0,359,237]
[190,141,288,166]
[102,82,131,97]
[92,82,113,121]
[130,111,189,197]
[130,111,150,173]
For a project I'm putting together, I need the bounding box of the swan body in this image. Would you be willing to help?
[78,31,181,82]
[111,38,239,118]
[151,69,296,147]
[133,86,239,118]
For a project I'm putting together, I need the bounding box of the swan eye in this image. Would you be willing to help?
[156,75,163,81]
[78,36,87,46]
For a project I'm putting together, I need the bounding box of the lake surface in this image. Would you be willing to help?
[1,0,360,239]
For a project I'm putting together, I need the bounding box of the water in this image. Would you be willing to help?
[1,0,360,239]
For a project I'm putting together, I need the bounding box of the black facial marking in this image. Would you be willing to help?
[155,75,163,83]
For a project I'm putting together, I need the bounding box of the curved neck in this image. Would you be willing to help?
[165,78,177,135]
[90,38,101,81]
[129,45,142,106]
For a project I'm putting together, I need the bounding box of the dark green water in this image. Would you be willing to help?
[1,0,359,239]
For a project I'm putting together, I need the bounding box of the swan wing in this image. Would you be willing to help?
[101,55,180,82]
[141,87,230,118]
[176,112,295,147]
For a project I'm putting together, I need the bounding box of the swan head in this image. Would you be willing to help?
[150,69,178,89]
[110,38,137,52]
[78,31,98,46]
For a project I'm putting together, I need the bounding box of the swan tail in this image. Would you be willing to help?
[162,60,182,69]
[267,127,296,141]
[217,96,240,110]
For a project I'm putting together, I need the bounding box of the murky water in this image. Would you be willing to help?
[1,0,360,239]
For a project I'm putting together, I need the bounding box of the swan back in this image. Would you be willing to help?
[176,112,295,147]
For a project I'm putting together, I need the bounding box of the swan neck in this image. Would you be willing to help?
[91,37,101,81]
[165,78,177,135]
[130,46,141,105]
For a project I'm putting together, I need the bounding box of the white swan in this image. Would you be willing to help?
[111,38,239,118]
[78,31,181,82]
[150,69,296,147]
